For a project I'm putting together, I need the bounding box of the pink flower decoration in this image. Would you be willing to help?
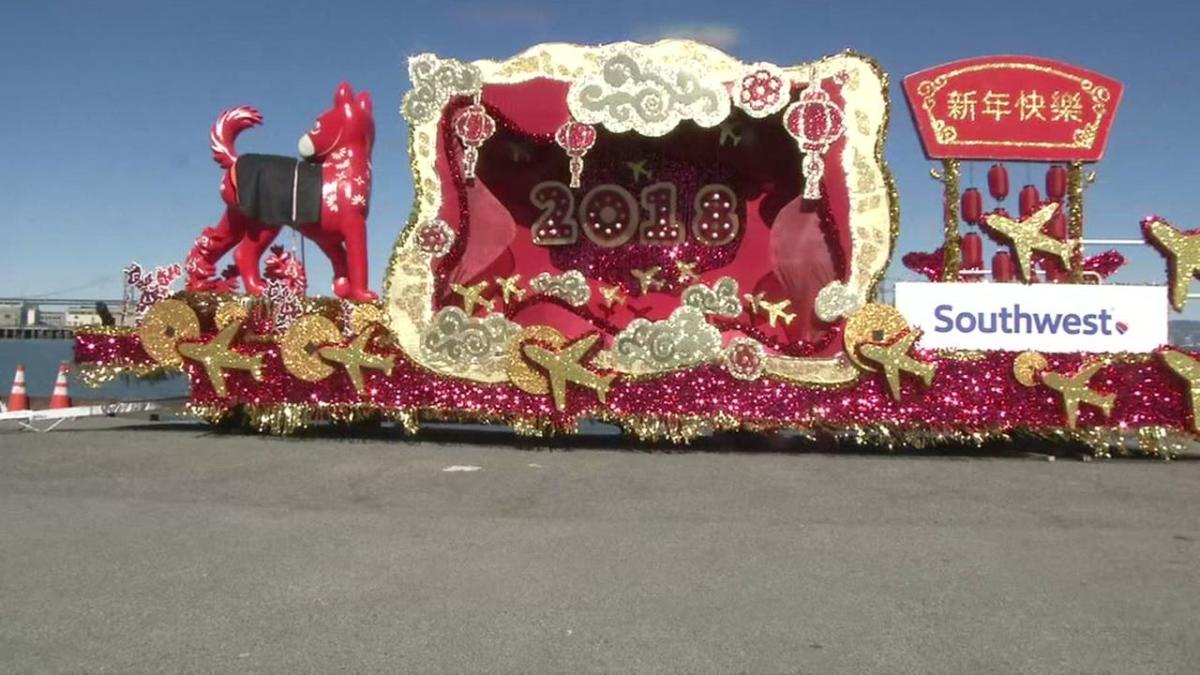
[732,63,789,118]
[415,219,455,257]
[724,337,766,381]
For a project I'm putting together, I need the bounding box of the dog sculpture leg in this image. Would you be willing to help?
[341,214,377,302]
[186,210,244,290]
[302,229,351,296]
[233,222,280,295]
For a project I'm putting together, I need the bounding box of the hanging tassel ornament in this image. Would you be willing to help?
[784,74,845,201]
[452,95,495,181]
[554,119,597,189]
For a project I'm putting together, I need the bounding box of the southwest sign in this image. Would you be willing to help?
[894,282,1167,353]
[902,55,1123,161]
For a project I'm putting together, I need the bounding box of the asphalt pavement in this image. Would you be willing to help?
[1,418,1197,674]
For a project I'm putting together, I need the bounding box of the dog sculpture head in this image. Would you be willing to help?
[298,82,375,160]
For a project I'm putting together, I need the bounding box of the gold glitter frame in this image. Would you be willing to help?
[385,41,898,387]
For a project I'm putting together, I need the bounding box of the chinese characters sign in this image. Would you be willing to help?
[902,56,1123,161]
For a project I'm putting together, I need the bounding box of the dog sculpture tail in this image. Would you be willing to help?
[210,106,263,169]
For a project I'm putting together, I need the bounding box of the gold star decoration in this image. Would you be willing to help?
[1143,217,1200,311]
[599,284,627,309]
[521,333,616,411]
[451,281,494,315]
[1159,349,1200,433]
[718,120,743,147]
[857,329,936,401]
[743,292,796,328]
[625,159,652,183]
[318,327,396,396]
[495,275,525,305]
[982,203,1072,282]
[631,266,663,295]
[1036,360,1115,429]
[674,260,700,284]
[176,320,264,397]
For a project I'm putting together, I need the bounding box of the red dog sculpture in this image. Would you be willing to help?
[186,83,377,301]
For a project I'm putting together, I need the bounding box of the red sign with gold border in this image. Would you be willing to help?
[903,55,1123,161]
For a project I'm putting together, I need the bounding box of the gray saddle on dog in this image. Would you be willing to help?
[235,154,322,226]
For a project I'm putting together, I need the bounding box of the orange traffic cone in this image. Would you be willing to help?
[48,362,72,409]
[7,364,29,411]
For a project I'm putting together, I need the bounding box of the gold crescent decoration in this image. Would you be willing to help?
[138,299,201,367]
[280,314,342,382]
[843,303,910,372]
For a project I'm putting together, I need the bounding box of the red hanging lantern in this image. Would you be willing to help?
[1019,184,1041,217]
[961,233,984,280]
[960,187,983,225]
[987,163,1010,201]
[554,119,597,189]
[452,101,496,181]
[992,250,1015,282]
[1045,165,1068,202]
[783,85,846,201]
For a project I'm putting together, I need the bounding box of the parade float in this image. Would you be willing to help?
[73,41,1200,455]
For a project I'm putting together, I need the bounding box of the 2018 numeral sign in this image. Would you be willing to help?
[528,182,739,247]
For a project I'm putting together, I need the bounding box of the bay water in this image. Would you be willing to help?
[0,339,187,401]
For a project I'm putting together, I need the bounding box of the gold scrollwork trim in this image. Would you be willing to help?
[385,42,894,387]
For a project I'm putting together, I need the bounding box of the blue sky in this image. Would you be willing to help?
[2,0,1198,312]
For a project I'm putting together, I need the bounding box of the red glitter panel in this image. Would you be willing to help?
[431,80,850,354]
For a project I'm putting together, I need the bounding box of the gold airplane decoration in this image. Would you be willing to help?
[1039,360,1116,429]
[521,333,616,411]
[176,320,264,397]
[982,203,1073,282]
[631,266,663,295]
[744,292,796,328]
[599,284,627,309]
[1159,349,1200,432]
[857,329,936,401]
[674,260,700,284]
[495,275,526,305]
[318,328,396,396]
[625,159,652,183]
[451,281,494,315]
[1143,217,1200,311]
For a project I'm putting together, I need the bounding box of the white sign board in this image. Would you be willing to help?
[894,282,1168,353]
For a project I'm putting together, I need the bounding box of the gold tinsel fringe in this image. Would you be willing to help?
[77,362,181,388]
[173,403,1190,459]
